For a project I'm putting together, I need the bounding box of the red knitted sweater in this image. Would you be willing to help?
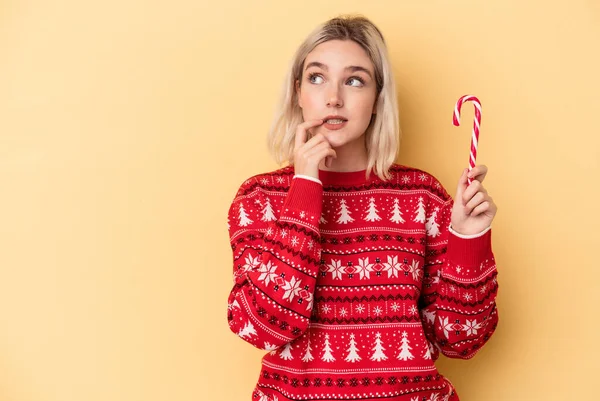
[226,164,499,401]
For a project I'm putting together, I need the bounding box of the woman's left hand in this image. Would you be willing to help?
[450,165,498,235]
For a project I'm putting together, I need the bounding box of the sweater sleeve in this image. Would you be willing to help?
[226,175,323,351]
[419,184,499,360]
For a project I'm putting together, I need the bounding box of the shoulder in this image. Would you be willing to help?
[233,165,295,198]
[387,163,451,200]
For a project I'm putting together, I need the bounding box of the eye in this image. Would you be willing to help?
[347,77,365,87]
[308,73,324,84]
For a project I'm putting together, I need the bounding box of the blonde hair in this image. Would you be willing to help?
[267,15,400,181]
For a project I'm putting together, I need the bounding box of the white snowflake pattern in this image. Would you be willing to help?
[463,292,473,302]
[355,304,366,314]
[260,178,269,185]
[480,284,487,294]
[355,257,374,280]
[307,240,314,250]
[326,259,345,280]
[419,173,428,182]
[449,285,457,293]
[373,306,383,316]
[242,254,261,273]
[290,236,299,247]
[390,302,401,312]
[401,175,411,184]
[266,227,274,237]
[409,259,423,281]
[462,319,483,336]
[408,305,418,315]
[321,304,332,314]
[276,176,285,184]
[257,261,278,285]
[339,307,348,317]
[280,229,288,238]
[383,255,402,278]
[299,211,306,218]
[456,266,462,273]
[282,276,302,302]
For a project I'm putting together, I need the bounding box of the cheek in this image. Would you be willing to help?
[299,92,320,116]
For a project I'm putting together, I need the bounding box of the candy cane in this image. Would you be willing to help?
[453,95,482,185]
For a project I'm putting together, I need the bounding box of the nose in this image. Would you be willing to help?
[326,85,343,108]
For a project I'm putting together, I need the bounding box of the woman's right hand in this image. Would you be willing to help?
[293,119,337,179]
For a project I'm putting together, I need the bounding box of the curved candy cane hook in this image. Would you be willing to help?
[453,95,482,185]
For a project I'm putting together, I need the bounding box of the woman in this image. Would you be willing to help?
[226,14,499,401]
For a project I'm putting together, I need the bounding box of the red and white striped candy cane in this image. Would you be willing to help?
[453,95,482,185]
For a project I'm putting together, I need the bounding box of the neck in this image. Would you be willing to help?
[319,136,368,172]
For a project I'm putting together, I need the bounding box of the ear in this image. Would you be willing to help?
[295,79,303,108]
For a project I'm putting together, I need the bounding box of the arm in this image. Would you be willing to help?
[226,176,322,351]
[419,188,499,360]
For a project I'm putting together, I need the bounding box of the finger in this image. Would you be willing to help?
[462,180,487,205]
[304,148,336,167]
[464,192,487,214]
[325,156,332,168]
[303,140,332,158]
[455,168,469,204]
[469,200,491,217]
[470,197,496,217]
[468,164,488,183]
[295,119,324,149]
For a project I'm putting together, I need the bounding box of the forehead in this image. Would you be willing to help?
[305,40,373,71]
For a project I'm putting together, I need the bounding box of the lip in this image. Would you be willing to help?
[323,115,348,122]
[322,115,348,131]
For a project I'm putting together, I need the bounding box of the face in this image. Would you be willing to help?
[296,40,378,149]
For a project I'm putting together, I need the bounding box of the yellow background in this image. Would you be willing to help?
[1,1,598,400]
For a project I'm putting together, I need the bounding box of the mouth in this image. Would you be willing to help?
[322,115,348,130]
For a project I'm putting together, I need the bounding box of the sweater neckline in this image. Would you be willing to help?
[318,168,371,186]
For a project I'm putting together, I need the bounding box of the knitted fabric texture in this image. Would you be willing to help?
[226,164,499,401]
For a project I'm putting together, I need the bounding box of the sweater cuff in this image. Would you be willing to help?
[294,174,323,186]
[283,176,323,216]
[446,228,493,268]
[449,224,491,239]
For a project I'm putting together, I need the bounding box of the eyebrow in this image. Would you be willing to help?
[305,61,373,79]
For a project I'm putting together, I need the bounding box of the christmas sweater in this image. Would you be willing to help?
[226,164,499,401]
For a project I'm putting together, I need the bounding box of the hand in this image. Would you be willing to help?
[293,119,337,179]
[450,165,498,235]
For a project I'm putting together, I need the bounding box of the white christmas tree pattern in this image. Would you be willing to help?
[423,340,434,360]
[320,212,328,224]
[425,207,441,237]
[397,331,414,361]
[261,197,276,222]
[364,197,382,222]
[370,332,388,362]
[238,321,257,339]
[336,199,355,224]
[413,197,426,223]
[422,309,436,324]
[279,342,294,360]
[344,333,362,362]
[263,342,279,352]
[302,337,314,362]
[321,334,336,362]
[390,198,405,223]
[238,202,253,227]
